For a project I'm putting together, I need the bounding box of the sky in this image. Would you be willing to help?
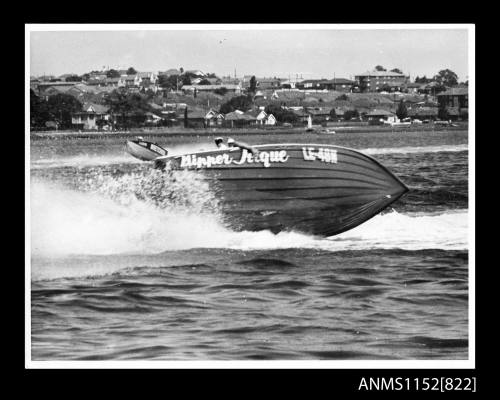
[28,25,471,82]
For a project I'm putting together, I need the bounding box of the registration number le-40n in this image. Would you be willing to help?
[302,147,338,164]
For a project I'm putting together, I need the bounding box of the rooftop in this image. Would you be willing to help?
[365,109,396,116]
[356,70,407,77]
[437,87,468,96]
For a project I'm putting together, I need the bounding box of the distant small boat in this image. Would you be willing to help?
[126,138,168,161]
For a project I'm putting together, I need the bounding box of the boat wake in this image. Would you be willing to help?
[362,144,468,155]
[30,179,468,258]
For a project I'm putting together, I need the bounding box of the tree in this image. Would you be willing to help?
[249,76,257,93]
[264,104,298,123]
[415,75,431,84]
[182,75,192,85]
[336,94,349,101]
[96,118,109,130]
[329,108,337,119]
[65,75,82,82]
[45,93,83,128]
[106,69,120,78]
[375,65,386,71]
[214,87,228,96]
[219,95,253,114]
[438,105,449,121]
[30,89,50,128]
[390,68,403,74]
[396,100,408,120]
[343,109,359,121]
[104,90,150,128]
[433,69,458,87]
[198,79,211,85]
[379,84,392,92]
[180,67,184,74]
[127,67,137,75]
[158,74,180,91]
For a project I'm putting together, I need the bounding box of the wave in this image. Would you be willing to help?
[30,179,468,259]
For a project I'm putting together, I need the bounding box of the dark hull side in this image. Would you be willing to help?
[159,144,408,237]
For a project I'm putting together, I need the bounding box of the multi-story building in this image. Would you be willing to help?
[355,70,408,92]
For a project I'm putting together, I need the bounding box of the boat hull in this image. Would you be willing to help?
[126,140,168,161]
[157,144,408,236]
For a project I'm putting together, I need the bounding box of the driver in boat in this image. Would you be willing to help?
[227,137,259,156]
[136,136,144,142]
[214,137,228,149]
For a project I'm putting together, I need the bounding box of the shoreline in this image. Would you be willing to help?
[30,122,468,140]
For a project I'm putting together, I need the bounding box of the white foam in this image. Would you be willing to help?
[362,144,468,155]
[30,153,143,169]
[30,180,468,258]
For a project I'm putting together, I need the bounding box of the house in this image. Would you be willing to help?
[181,84,241,94]
[291,108,310,123]
[296,79,354,91]
[36,81,78,95]
[161,69,181,77]
[184,108,208,128]
[42,86,73,97]
[204,109,225,127]
[71,102,110,130]
[220,77,241,86]
[144,112,164,125]
[121,75,141,87]
[355,70,409,92]
[137,71,158,85]
[419,81,444,95]
[242,76,281,90]
[184,70,206,77]
[253,90,265,99]
[223,111,254,128]
[305,107,333,123]
[88,72,107,80]
[365,109,397,122]
[407,106,438,120]
[256,78,282,90]
[437,87,468,109]
[264,114,277,125]
[71,83,102,95]
[65,85,87,99]
[163,102,188,111]
[86,78,106,86]
[322,78,355,91]
[105,77,121,87]
[405,82,424,94]
[437,87,468,120]
[190,77,203,85]
[295,79,323,90]
[253,110,276,125]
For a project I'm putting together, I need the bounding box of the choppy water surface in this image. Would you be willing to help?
[30,130,469,361]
